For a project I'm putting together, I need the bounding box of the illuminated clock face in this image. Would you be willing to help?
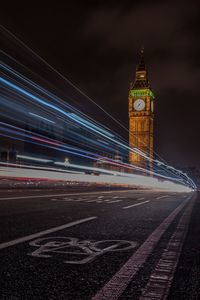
[133,99,145,111]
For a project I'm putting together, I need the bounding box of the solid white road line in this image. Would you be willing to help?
[122,200,149,209]
[0,190,133,201]
[92,197,190,300]
[0,216,97,250]
[140,196,195,300]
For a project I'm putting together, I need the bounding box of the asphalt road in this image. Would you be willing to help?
[0,188,198,300]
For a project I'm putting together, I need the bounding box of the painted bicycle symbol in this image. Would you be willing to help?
[28,237,138,264]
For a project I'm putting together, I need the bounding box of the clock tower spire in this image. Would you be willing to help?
[129,47,154,169]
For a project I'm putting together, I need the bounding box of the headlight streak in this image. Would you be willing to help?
[0,110,123,161]
[0,107,116,156]
[0,161,85,174]
[0,78,194,188]
[1,26,195,190]
[1,61,119,139]
[0,58,196,189]
[67,113,115,138]
[0,162,192,193]
[0,128,194,189]
[0,121,114,159]
[28,112,55,124]
[16,155,53,163]
[0,76,154,164]
[0,67,177,176]
[0,127,188,187]
[0,76,154,162]
[1,27,158,163]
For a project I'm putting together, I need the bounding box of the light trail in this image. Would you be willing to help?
[0,163,193,193]
[0,26,158,161]
[0,25,195,191]
[0,74,196,189]
[0,76,155,162]
[28,112,56,124]
[16,155,53,163]
[0,76,155,167]
[0,28,197,190]
[0,64,183,179]
[0,127,188,185]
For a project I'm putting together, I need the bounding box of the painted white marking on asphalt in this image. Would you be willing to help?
[86,199,99,203]
[108,200,122,203]
[122,200,149,209]
[92,197,190,300]
[156,195,169,200]
[28,237,138,264]
[51,198,74,202]
[0,217,97,250]
[140,196,195,300]
[0,190,132,201]
[137,197,145,200]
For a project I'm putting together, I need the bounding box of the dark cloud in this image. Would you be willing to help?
[1,0,200,167]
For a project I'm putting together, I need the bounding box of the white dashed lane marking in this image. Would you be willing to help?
[108,200,122,203]
[122,200,150,210]
[156,195,169,200]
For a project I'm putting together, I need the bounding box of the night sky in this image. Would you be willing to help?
[1,0,200,168]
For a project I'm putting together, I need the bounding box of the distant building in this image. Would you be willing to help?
[93,151,124,173]
[128,48,154,169]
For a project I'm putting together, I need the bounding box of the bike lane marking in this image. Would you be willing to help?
[92,196,191,300]
[28,237,138,265]
[0,217,97,250]
[122,200,149,209]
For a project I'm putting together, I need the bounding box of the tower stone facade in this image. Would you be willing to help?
[129,48,154,168]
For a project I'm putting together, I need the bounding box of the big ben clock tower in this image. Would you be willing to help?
[129,48,154,168]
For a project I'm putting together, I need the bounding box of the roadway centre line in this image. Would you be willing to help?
[156,195,169,200]
[0,216,97,250]
[92,196,191,300]
[140,196,195,300]
[0,189,136,201]
[122,200,149,209]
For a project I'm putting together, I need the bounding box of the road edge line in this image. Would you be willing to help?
[92,196,192,300]
[139,195,196,300]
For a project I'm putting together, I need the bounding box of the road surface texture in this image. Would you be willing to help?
[0,188,198,299]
